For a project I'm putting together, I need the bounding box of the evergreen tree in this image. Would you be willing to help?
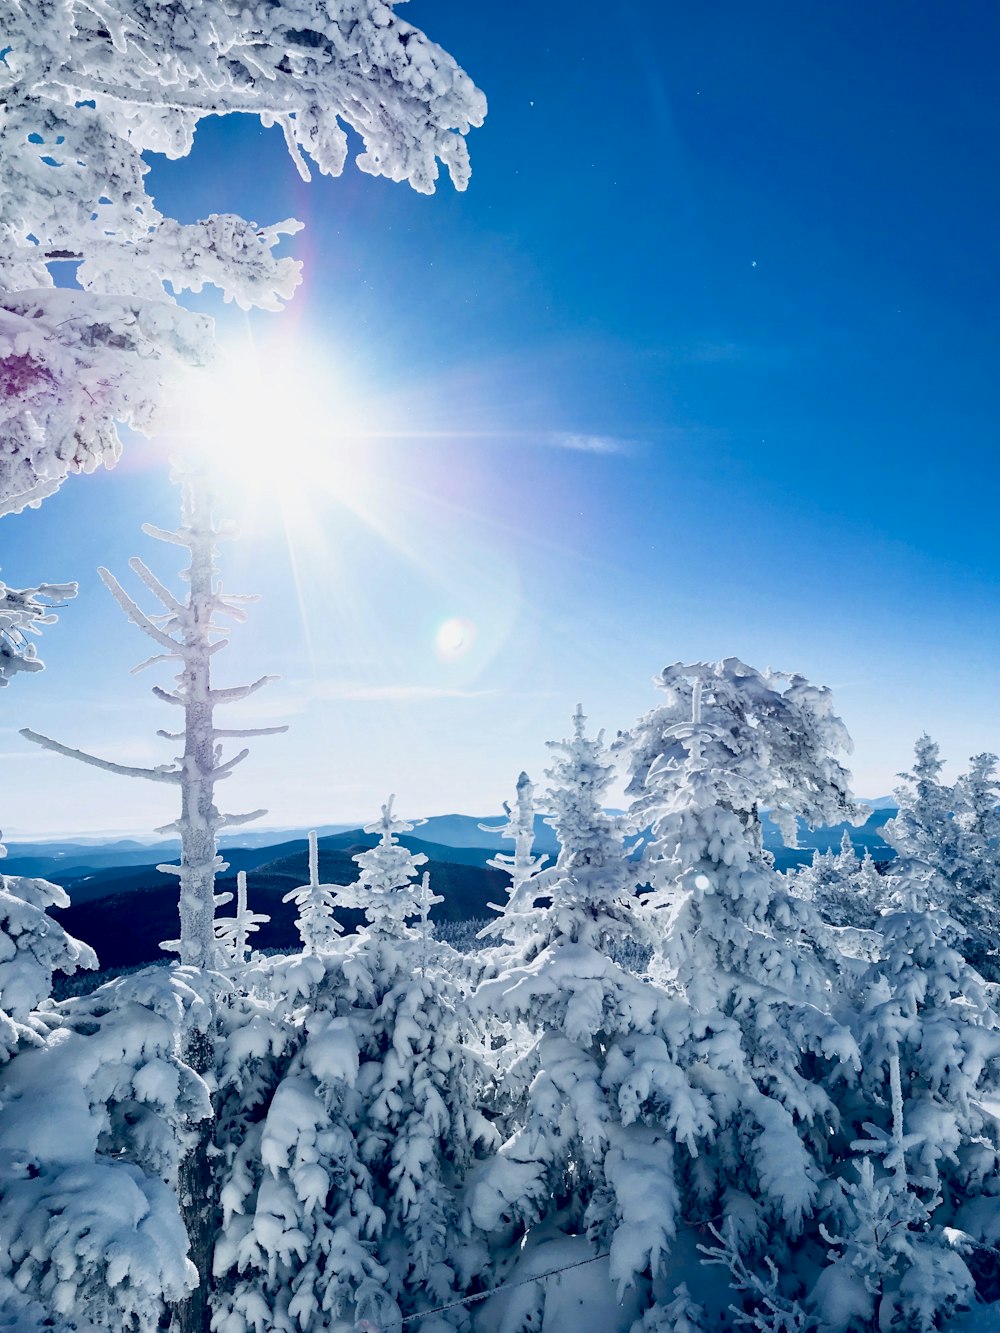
[618,660,865,1314]
[215,800,495,1331]
[886,739,1000,978]
[282,830,344,955]
[472,709,704,1308]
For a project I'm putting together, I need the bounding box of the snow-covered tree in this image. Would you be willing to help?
[472,709,706,1314]
[22,469,285,970]
[1,571,85,1047]
[0,962,214,1330]
[215,870,270,971]
[826,887,1000,1323]
[617,661,866,1306]
[885,739,1000,977]
[215,804,496,1331]
[282,829,344,955]
[19,469,287,1332]
[883,738,960,907]
[481,772,549,910]
[0,0,486,515]
[344,794,440,933]
[790,843,888,933]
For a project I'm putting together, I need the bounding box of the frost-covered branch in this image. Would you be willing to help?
[19,727,181,783]
[699,1220,815,1332]
[0,575,77,687]
[0,0,485,513]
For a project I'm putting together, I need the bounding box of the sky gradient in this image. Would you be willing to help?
[3,0,999,837]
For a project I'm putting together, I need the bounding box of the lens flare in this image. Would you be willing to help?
[435,617,476,661]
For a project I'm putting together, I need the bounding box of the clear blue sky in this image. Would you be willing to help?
[3,1,999,837]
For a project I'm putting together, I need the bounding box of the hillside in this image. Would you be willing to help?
[52,836,509,970]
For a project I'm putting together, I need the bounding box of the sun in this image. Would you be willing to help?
[167,332,373,515]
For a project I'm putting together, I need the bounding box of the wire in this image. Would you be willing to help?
[398,1214,723,1327]
[399,1249,611,1326]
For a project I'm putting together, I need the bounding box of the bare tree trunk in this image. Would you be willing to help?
[173,1029,218,1333]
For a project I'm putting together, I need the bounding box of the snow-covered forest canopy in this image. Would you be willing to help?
[3,2,1000,1333]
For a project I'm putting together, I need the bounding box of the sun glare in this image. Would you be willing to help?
[169,335,373,516]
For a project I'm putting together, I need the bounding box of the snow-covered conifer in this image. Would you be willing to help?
[473,709,707,1312]
[1,0,485,514]
[282,830,344,954]
[883,737,959,908]
[0,865,96,1063]
[618,661,865,1279]
[215,801,495,1331]
[482,773,552,917]
[885,738,1000,977]
[20,470,287,1332]
[22,469,286,970]
[790,843,888,933]
[214,870,270,971]
[0,966,214,1329]
[835,828,857,875]
[828,887,1000,1320]
[346,794,441,933]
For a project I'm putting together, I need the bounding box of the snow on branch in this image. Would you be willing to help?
[0,575,77,687]
[18,727,181,784]
[0,0,485,512]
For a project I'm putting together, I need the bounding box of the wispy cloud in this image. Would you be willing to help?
[546,432,635,456]
[314,681,496,703]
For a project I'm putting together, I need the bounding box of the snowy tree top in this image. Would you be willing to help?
[623,658,862,844]
[282,829,345,953]
[349,795,438,932]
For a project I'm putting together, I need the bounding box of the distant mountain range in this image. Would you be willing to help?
[6,803,899,973]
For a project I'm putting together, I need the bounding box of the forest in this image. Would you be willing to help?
[2,2,999,1331]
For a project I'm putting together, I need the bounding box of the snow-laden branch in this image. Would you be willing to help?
[211,676,276,704]
[127,557,184,615]
[19,727,181,783]
[213,725,289,739]
[0,0,485,512]
[0,574,77,686]
[98,567,183,654]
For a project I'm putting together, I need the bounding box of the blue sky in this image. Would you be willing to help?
[3,0,999,837]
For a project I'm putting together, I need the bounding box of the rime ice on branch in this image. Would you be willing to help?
[0,0,486,515]
[0,574,76,687]
[214,870,270,970]
[20,470,286,969]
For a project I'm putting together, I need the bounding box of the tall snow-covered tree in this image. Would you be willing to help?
[282,829,344,955]
[344,795,439,933]
[0,0,486,516]
[478,770,549,954]
[19,469,285,1332]
[21,469,285,970]
[0,966,216,1330]
[886,738,1000,977]
[472,709,706,1318]
[617,661,866,1312]
[815,882,1000,1329]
